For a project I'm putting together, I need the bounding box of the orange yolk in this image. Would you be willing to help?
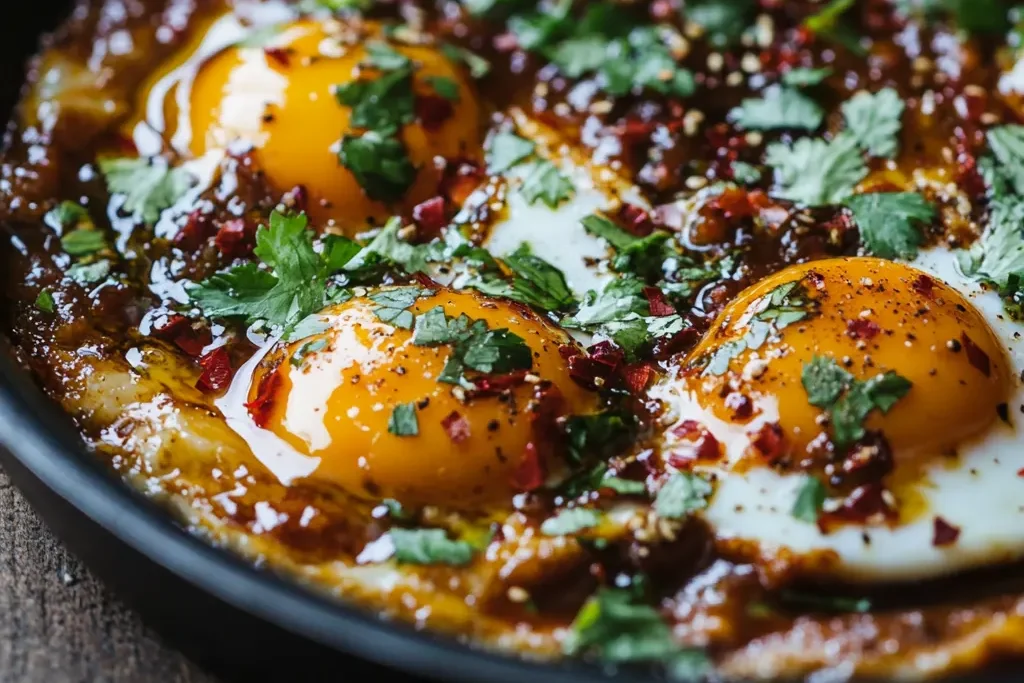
[248,289,597,509]
[186,17,481,231]
[687,258,1010,459]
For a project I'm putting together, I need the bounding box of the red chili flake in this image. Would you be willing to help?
[173,327,212,357]
[152,313,188,337]
[750,422,786,463]
[412,272,441,289]
[441,411,471,443]
[623,362,653,394]
[846,318,880,341]
[932,516,961,547]
[614,117,661,146]
[652,326,700,361]
[707,186,759,220]
[412,196,447,238]
[263,47,291,67]
[438,159,485,205]
[1018,468,1024,477]
[246,371,282,427]
[617,204,653,236]
[174,210,214,250]
[644,287,676,317]
[511,442,545,491]
[668,421,721,466]
[805,270,826,291]
[725,392,754,420]
[281,185,308,214]
[471,370,529,396]
[415,94,455,131]
[840,432,894,481]
[196,347,234,393]
[566,341,624,390]
[214,218,254,258]
[960,332,991,377]
[911,274,935,298]
[823,483,896,526]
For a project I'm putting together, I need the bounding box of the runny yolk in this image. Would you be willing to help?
[686,257,1011,461]
[185,17,481,231]
[247,289,597,509]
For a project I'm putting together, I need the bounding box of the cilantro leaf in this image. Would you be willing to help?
[44,201,90,232]
[686,0,757,47]
[335,67,415,131]
[369,286,432,329]
[540,507,602,535]
[67,260,111,284]
[986,125,1024,196]
[730,87,824,132]
[487,130,537,173]
[390,528,475,566]
[804,0,865,54]
[426,75,461,101]
[60,229,106,257]
[731,161,762,185]
[841,88,905,159]
[580,214,675,280]
[960,195,1024,287]
[791,476,827,523]
[563,411,638,465]
[187,264,279,322]
[410,306,532,384]
[345,217,432,274]
[564,277,649,329]
[388,402,420,437]
[440,43,492,79]
[339,131,417,203]
[459,329,533,374]
[801,355,853,408]
[520,160,574,208]
[563,589,711,675]
[99,157,195,224]
[364,41,412,71]
[845,192,935,259]
[35,290,55,313]
[653,472,713,520]
[765,133,866,206]
[469,244,577,311]
[782,67,833,87]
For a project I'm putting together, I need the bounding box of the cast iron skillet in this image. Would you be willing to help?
[0,4,1020,683]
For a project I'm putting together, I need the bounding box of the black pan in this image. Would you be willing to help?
[0,3,1021,683]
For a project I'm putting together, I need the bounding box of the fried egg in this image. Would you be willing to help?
[652,254,1024,583]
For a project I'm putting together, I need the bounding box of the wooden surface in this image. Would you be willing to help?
[0,465,218,683]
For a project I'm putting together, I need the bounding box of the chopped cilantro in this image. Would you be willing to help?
[335,64,415,131]
[653,472,712,520]
[686,0,757,47]
[520,160,575,208]
[961,195,1024,289]
[730,86,824,132]
[791,476,827,523]
[439,43,492,79]
[34,290,55,314]
[778,589,872,614]
[368,286,432,329]
[99,157,195,224]
[540,507,602,535]
[468,243,577,311]
[580,214,674,280]
[44,201,90,232]
[60,229,106,257]
[364,41,412,71]
[345,217,432,274]
[339,131,418,203]
[782,66,833,87]
[804,0,865,54]
[845,192,935,259]
[765,133,866,206]
[487,130,537,173]
[731,161,762,185]
[426,75,461,101]
[564,277,649,329]
[563,411,637,464]
[986,124,1024,196]
[307,0,372,10]
[601,475,647,496]
[390,528,475,566]
[67,260,111,284]
[841,88,904,159]
[411,306,532,384]
[563,589,712,676]
[291,339,328,367]
[801,355,912,447]
[388,402,420,437]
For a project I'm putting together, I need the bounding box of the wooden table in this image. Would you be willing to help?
[0,466,218,683]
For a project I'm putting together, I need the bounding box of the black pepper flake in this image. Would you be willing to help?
[998,402,1011,425]
[960,332,992,377]
[416,397,431,410]
[946,338,962,352]
[487,419,500,432]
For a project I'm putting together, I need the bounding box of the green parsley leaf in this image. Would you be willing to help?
[469,243,577,311]
[782,66,833,87]
[563,589,711,675]
[364,41,411,71]
[520,160,574,208]
[804,0,865,54]
[458,328,534,375]
[653,472,713,520]
[426,75,461,101]
[339,131,417,203]
[291,338,328,367]
[487,130,536,173]
[335,67,415,131]
[841,88,904,159]
[731,161,762,185]
[765,133,866,206]
[791,476,827,523]
[801,355,853,408]
[99,157,195,224]
[60,229,106,257]
[986,124,1024,196]
[563,411,638,464]
[580,214,675,280]
[731,87,824,132]
[960,195,1024,288]
[35,290,55,313]
[564,277,649,329]
[411,306,532,384]
[67,260,111,284]
[345,217,432,274]
[601,476,647,496]
[388,402,420,437]
[440,43,492,79]
[44,201,90,232]
[778,589,872,614]
[686,0,757,47]
[540,507,602,535]
[390,528,475,566]
[368,286,432,329]
[845,192,935,259]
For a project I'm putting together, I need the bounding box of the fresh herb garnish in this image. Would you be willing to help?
[563,411,638,464]
[653,472,713,520]
[841,87,905,159]
[791,476,827,523]
[426,75,461,101]
[520,160,575,208]
[60,229,106,257]
[368,286,433,329]
[67,260,111,284]
[845,192,935,259]
[781,66,833,87]
[686,0,757,47]
[730,86,824,132]
[468,243,577,311]
[388,402,420,437]
[765,134,867,206]
[801,355,912,448]
[411,306,533,385]
[390,528,475,566]
[440,43,492,79]
[99,157,195,224]
[581,214,674,280]
[487,130,537,173]
[339,131,418,203]
[540,507,603,535]
[34,290,55,313]
[44,201,90,232]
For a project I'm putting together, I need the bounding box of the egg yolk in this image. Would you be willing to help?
[687,257,1010,460]
[186,17,481,231]
[247,289,597,508]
